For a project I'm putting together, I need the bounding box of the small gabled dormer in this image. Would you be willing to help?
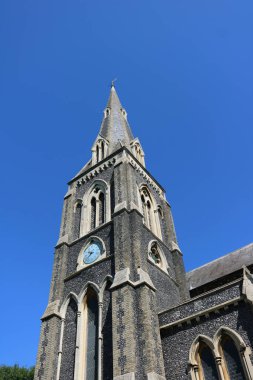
[130,138,145,167]
[91,136,109,165]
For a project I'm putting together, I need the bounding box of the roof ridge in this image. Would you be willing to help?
[187,242,253,275]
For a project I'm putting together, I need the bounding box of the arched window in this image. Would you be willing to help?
[130,140,145,166]
[80,181,110,236]
[220,335,246,380]
[96,145,99,163]
[197,342,219,380]
[75,201,82,239]
[148,241,169,273]
[99,192,105,225]
[92,138,108,165]
[91,197,97,230]
[59,298,78,380]
[140,187,160,236]
[189,329,253,380]
[87,183,107,232]
[101,141,105,160]
[82,289,99,380]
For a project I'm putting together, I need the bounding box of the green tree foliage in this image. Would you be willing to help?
[0,365,34,380]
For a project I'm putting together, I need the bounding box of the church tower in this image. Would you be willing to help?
[35,85,188,380]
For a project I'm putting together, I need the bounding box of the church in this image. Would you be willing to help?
[35,85,253,380]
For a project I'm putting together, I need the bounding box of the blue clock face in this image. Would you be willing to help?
[83,242,102,264]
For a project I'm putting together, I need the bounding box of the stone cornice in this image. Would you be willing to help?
[68,147,166,196]
[158,277,243,316]
[160,296,242,331]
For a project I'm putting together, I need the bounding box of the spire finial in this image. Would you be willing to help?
[111,78,117,88]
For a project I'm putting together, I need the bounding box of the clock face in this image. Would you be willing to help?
[83,241,102,264]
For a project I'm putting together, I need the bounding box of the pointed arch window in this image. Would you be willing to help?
[59,298,78,380]
[189,329,253,380]
[74,200,83,240]
[140,187,155,232]
[220,335,246,380]
[131,141,145,166]
[101,141,105,160]
[99,192,105,225]
[79,289,99,380]
[79,181,111,236]
[140,186,161,238]
[89,186,105,230]
[92,138,108,164]
[96,145,99,164]
[197,342,219,380]
[91,197,97,230]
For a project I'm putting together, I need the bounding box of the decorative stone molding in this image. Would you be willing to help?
[111,268,130,288]
[147,373,166,380]
[64,188,74,199]
[41,300,60,320]
[128,157,164,197]
[114,201,127,213]
[114,373,135,380]
[160,296,242,330]
[242,266,253,304]
[169,241,182,254]
[110,268,156,291]
[188,327,253,380]
[76,158,116,187]
[56,234,69,246]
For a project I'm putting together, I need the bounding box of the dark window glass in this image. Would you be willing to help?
[85,293,98,380]
[59,298,77,380]
[221,336,246,380]
[96,145,99,163]
[101,142,104,160]
[91,197,96,229]
[76,203,82,238]
[199,344,219,380]
[99,192,105,225]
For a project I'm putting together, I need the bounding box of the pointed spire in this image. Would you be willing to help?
[98,84,134,154]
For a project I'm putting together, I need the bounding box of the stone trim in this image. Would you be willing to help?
[158,278,243,316]
[41,300,61,321]
[147,373,166,380]
[242,266,253,304]
[160,296,242,330]
[110,268,156,291]
[69,146,165,194]
[188,327,253,380]
[56,234,69,246]
[76,235,106,271]
[114,372,135,380]
[64,188,74,199]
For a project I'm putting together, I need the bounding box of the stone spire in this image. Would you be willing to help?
[98,83,134,154]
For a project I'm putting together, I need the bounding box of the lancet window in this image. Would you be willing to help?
[140,187,156,232]
[131,141,145,166]
[82,289,99,380]
[189,329,252,380]
[92,138,108,165]
[140,186,161,238]
[79,181,110,236]
[197,342,219,380]
[220,335,246,380]
[90,185,105,230]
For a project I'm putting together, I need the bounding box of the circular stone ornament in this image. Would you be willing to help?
[149,245,161,265]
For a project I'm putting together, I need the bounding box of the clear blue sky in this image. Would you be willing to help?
[0,0,252,368]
